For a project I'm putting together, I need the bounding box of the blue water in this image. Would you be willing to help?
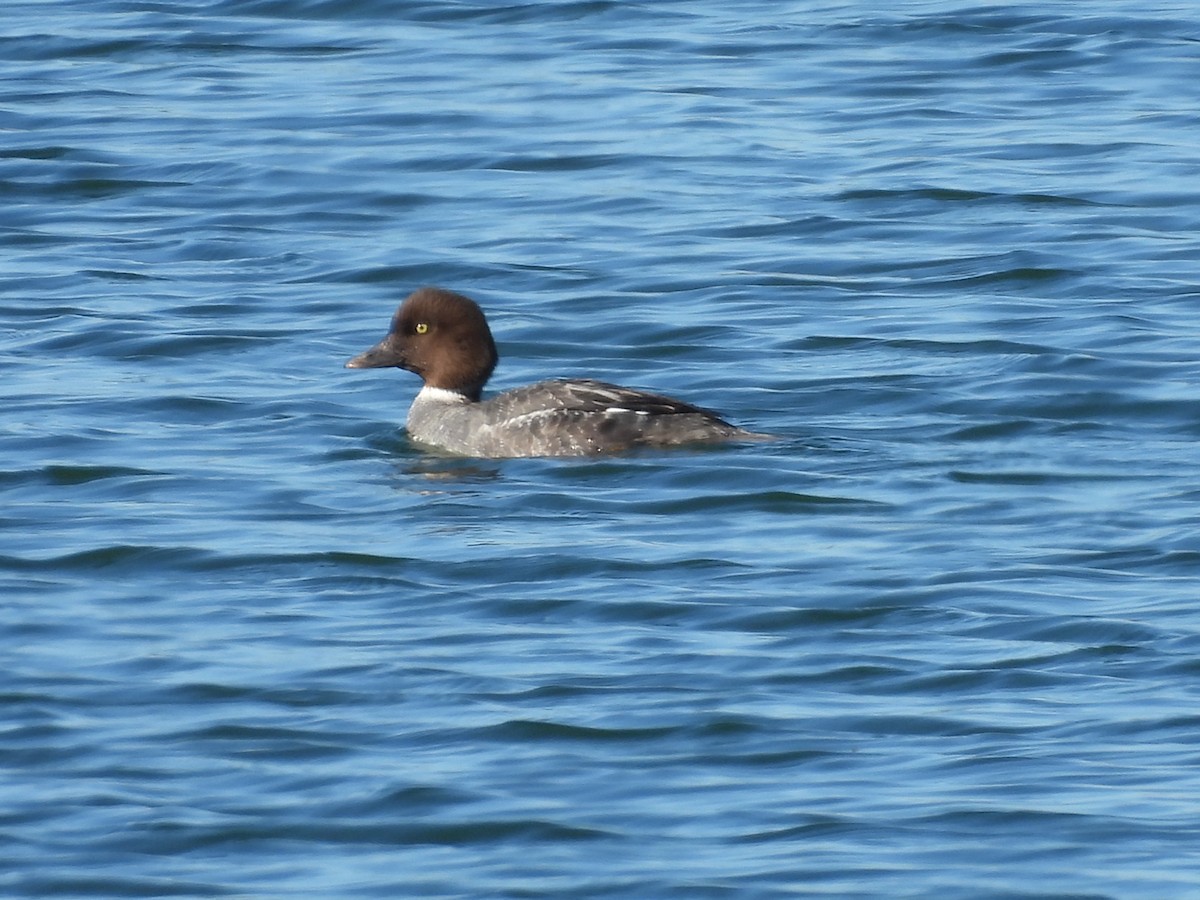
[4,2,1200,896]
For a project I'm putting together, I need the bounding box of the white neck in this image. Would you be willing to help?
[416,385,471,404]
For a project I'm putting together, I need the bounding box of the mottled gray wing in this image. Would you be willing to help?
[494,378,730,421]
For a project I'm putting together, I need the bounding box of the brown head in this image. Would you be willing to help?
[345,287,499,400]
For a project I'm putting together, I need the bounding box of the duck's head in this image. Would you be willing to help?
[346,286,498,400]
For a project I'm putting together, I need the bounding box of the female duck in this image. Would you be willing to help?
[346,287,770,458]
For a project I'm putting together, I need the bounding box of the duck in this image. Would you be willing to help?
[346,286,772,458]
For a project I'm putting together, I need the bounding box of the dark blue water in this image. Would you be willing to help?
[4,2,1200,896]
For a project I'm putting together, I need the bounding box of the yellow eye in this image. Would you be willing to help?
[415,322,428,334]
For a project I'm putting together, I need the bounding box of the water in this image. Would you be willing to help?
[4,2,1200,896]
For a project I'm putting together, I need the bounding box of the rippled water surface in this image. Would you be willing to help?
[4,1,1200,897]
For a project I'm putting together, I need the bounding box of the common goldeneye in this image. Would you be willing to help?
[345,287,771,458]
